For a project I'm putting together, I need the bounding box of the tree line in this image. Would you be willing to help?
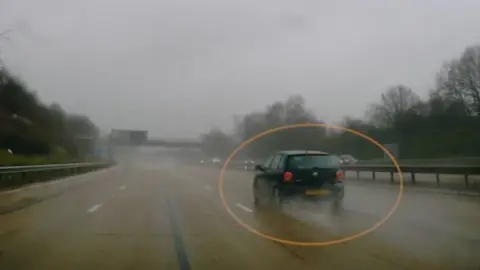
[200,44,480,160]
[0,68,98,163]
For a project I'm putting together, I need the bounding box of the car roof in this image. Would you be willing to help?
[274,150,330,156]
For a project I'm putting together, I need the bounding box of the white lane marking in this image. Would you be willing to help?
[87,204,102,213]
[204,185,212,191]
[119,185,126,190]
[236,203,253,213]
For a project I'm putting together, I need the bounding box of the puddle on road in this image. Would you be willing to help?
[278,200,385,238]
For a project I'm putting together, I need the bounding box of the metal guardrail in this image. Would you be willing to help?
[213,161,480,189]
[340,164,480,188]
[357,156,480,165]
[0,162,113,190]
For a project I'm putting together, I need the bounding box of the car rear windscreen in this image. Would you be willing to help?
[287,154,341,169]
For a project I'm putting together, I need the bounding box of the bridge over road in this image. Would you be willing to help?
[107,129,201,148]
[142,139,201,148]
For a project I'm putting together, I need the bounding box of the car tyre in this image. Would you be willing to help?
[331,190,345,215]
[336,188,345,200]
[270,186,284,212]
[253,178,264,207]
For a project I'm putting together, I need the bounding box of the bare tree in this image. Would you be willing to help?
[0,29,12,68]
[212,43,480,160]
[435,45,480,115]
[367,85,421,127]
[229,95,326,157]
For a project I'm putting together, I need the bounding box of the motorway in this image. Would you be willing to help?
[0,160,479,270]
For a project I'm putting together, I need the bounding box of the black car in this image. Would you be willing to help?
[252,150,345,211]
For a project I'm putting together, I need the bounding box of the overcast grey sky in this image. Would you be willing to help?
[1,0,480,138]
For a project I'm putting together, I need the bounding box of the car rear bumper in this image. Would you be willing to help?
[278,183,344,201]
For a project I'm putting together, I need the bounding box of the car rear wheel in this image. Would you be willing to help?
[253,178,268,207]
[253,179,260,206]
[331,190,344,214]
[270,186,284,211]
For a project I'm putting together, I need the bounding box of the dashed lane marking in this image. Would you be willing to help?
[236,203,253,213]
[87,204,102,213]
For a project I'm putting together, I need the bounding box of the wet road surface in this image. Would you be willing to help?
[0,164,479,270]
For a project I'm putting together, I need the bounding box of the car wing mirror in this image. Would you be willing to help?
[254,165,264,171]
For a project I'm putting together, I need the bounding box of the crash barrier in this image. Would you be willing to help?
[357,156,480,166]
[210,161,480,189]
[0,162,113,190]
[340,164,480,188]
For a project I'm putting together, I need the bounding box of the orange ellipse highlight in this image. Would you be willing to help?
[217,122,404,246]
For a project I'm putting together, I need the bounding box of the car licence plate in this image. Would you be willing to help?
[305,189,330,195]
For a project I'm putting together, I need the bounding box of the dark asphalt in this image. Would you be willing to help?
[0,163,479,270]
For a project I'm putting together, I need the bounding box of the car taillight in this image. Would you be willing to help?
[336,170,344,181]
[283,171,293,182]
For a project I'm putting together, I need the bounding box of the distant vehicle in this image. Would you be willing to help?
[339,154,358,165]
[242,159,255,170]
[252,150,344,212]
[212,157,222,163]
